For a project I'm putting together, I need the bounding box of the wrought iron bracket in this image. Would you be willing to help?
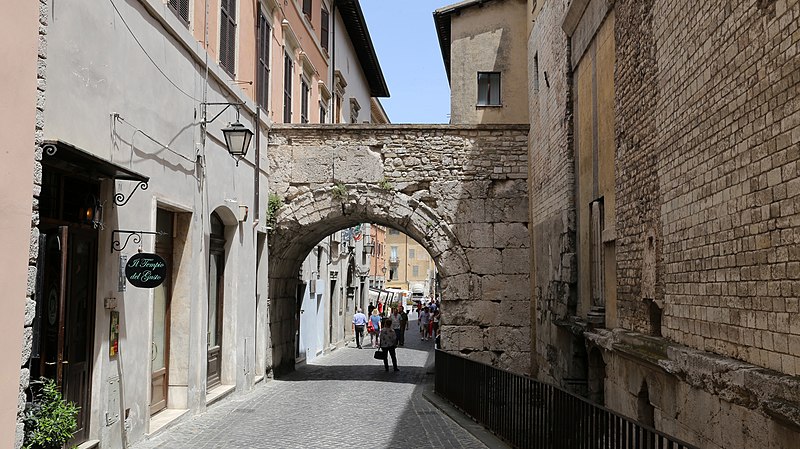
[111,230,167,253]
[114,181,148,207]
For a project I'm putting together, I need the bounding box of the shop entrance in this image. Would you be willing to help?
[34,170,99,446]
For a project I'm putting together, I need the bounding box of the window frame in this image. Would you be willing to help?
[283,52,293,123]
[219,0,238,76]
[477,71,502,106]
[320,6,330,52]
[168,0,190,25]
[257,7,271,110]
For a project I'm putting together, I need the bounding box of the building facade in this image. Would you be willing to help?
[434,0,529,124]
[11,0,386,448]
[526,0,800,447]
[385,229,437,299]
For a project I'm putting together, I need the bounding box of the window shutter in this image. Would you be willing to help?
[303,0,313,18]
[169,0,190,23]
[219,0,237,75]
[257,10,270,108]
[320,7,329,52]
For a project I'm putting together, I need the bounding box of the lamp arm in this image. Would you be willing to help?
[203,102,245,124]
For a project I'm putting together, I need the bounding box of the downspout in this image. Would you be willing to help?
[331,0,336,122]
[253,1,261,226]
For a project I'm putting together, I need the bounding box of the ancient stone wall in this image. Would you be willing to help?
[616,0,800,374]
[267,124,531,374]
[527,0,579,384]
[17,1,48,446]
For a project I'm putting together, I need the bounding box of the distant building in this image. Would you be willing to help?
[434,0,529,124]
[385,229,436,298]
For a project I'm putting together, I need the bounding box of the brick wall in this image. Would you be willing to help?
[616,0,800,374]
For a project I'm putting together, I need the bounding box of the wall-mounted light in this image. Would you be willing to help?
[81,194,103,229]
[203,102,254,165]
[363,241,374,256]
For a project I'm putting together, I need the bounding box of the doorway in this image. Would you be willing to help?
[35,170,99,446]
[207,213,225,389]
[150,209,174,415]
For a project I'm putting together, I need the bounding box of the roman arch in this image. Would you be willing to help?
[267,124,531,375]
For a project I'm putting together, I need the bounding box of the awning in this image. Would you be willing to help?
[42,140,149,183]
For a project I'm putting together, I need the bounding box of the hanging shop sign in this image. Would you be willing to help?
[125,253,167,288]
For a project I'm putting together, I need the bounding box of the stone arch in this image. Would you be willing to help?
[268,184,471,374]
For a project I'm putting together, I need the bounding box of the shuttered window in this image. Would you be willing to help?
[320,6,329,52]
[219,0,237,75]
[169,0,190,24]
[300,79,310,123]
[257,9,270,109]
[302,0,313,19]
[283,52,292,123]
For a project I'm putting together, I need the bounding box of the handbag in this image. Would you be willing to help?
[367,321,375,333]
[373,349,387,360]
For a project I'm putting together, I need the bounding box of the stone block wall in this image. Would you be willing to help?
[527,0,579,384]
[268,124,532,374]
[17,1,48,447]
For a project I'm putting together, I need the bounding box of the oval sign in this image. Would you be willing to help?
[125,253,167,288]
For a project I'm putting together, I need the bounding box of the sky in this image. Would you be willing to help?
[360,0,456,124]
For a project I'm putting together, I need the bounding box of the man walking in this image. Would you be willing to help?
[352,308,368,349]
[398,307,409,346]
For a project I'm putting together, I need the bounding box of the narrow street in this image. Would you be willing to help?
[136,318,487,449]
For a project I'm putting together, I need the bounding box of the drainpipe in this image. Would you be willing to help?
[253,1,261,226]
[331,0,336,122]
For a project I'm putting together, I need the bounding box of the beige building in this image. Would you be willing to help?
[385,229,436,298]
[434,0,529,124]
[1,2,42,447]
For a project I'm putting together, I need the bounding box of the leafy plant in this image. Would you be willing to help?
[378,178,393,191]
[266,193,283,231]
[331,182,348,201]
[23,378,79,449]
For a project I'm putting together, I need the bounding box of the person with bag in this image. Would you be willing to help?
[378,318,399,372]
[368,309,381,348]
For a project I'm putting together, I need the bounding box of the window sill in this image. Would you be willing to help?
[475,104,503,108]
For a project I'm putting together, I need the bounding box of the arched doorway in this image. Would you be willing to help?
[207,212,226,388]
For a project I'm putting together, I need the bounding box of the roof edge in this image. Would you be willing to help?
[335,0,390,97]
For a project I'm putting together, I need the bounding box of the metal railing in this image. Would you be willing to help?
[435,350,698,449]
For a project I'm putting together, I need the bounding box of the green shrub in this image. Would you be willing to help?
[266,193,283,231]
[378,178,393,191]
[23,378,79,449]
[331,182,348,200]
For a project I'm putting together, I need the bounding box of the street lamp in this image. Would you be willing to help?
[363,241,374,256]
[203,102,254,165]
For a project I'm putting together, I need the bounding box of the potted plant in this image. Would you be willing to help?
[23,378,79,449]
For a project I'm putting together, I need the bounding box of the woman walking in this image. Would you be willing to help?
[369,309,382,348]
[379,318,399,372]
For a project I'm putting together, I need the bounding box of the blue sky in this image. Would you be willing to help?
[360,0,455,124]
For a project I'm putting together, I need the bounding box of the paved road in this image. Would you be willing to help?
[136,320,486,449]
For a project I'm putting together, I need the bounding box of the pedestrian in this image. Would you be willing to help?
[352,308,367,349]
[367,302,375,317]
[419,307,431,340]
[431,309,440,340]
[390,307,402,344]
[369,308,382,348]
[379,318,399,372]
[398,307,409,346]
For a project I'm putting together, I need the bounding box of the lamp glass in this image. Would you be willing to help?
[222,122,254,157]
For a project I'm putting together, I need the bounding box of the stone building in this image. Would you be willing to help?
[527,0,800,447]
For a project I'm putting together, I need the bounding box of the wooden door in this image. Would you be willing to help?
[207,213,225,388]
[150,209,173,415]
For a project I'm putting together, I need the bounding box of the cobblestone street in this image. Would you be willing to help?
[135,320,486,449]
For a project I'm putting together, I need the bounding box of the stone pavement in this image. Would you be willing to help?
[135,321,487,449]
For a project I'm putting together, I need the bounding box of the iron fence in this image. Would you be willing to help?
[435,350,698,449]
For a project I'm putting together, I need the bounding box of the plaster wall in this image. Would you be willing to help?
[41,1,268,447]
[449,0,529,124]
[0,1,40,447]
[333,12,372,123]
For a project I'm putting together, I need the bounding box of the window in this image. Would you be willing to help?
[388,228,400,235]
[320,6,330,52]
[300,79,310,123]
[412,265,419,277]
[477,72,501,106]
[319,101,327,123]
[168,0,190,24]
[219,0,237,75]
[257,9,270,109]
[409,248,415,260]
[350,98,360,123]
[302,0,312,18]
[283,52,292,123]
[390,246,398,261]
